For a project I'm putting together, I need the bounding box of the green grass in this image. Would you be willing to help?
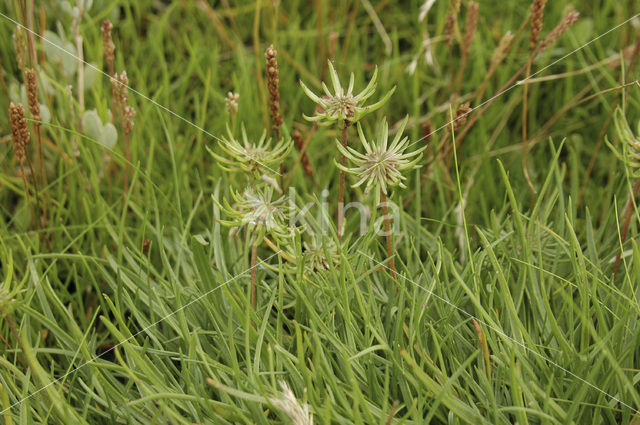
[1,0,640,423]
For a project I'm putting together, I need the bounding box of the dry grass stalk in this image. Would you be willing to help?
[122,104,136,194]
[292,129,314,178]
[265,45,286,187]
[9,102,41,228]
[25,68,47,215]
[113,71,135,193]
[489,31,514,73]
[421,119,432,142]
[102,20,116,122]
[535,12,580,56]
[9,103,29,166]
[454,12,578,155]
[453,102,471,134]
[462,1,479,58]
[13,26,27,72]
[529,0,547,52]
[264,45,283,138]
[71,5,85,116]
[445,14,456,47]
[524,10,579,199]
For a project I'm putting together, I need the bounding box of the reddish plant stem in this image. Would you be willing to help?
[337,121,349,242]
[380,190,397,280]
[613,177,640,276]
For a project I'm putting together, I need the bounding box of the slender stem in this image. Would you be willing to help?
[34,122,46,219]
[613,177,640,276]
[522,59,536,202]
[25,155,41,230]
[108,62,115,123]
[19,164,35,229]
[338,121,349,242]
[380,190,397,280]
[250,243,258,310]
[123,132,131,194]
[73,11,84,122]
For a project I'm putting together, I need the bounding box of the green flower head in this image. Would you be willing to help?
[336,116,425,195]
[214,185,290,240]
[300,61,395,125]
[208,124,292,176]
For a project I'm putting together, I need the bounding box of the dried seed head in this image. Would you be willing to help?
[101,20,115,71]
[445,0,461,46]
[270,381,314,425]
[225,91,239,115]
[8,103,30,165]
[462,2,479,57]
[292,129,314,177]
[445,13,456,47]
[265,44,283,137]
[529,0,548,52]
[112,71,129,109]
[453,102,471,133]
[536,11,579,55]
[421,120,432,142]
[122,105,136,136]
[25,69,41,122]
[490,31,514,70]
[13,26,27,71]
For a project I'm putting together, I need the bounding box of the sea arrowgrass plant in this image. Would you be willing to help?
[209,123,292,310]
[336,116,424,279]
[214,185,290,310]
[300,60,395,242]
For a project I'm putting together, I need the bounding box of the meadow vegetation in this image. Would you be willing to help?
[1,0,640,423]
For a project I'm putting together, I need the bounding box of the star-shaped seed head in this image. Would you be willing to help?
[208,124,292,176]
[300,61,395,125]
[336,116,425,195]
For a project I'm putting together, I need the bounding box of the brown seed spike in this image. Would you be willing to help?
[462,2,479,57]
[453,102,471,133]
[265,44,283,139]
[536,11,580,56]
[13,26,27,72]
[25,69,41,122]
[9,102,30,165]
[101,20,115,70]
[529,0,548,52]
